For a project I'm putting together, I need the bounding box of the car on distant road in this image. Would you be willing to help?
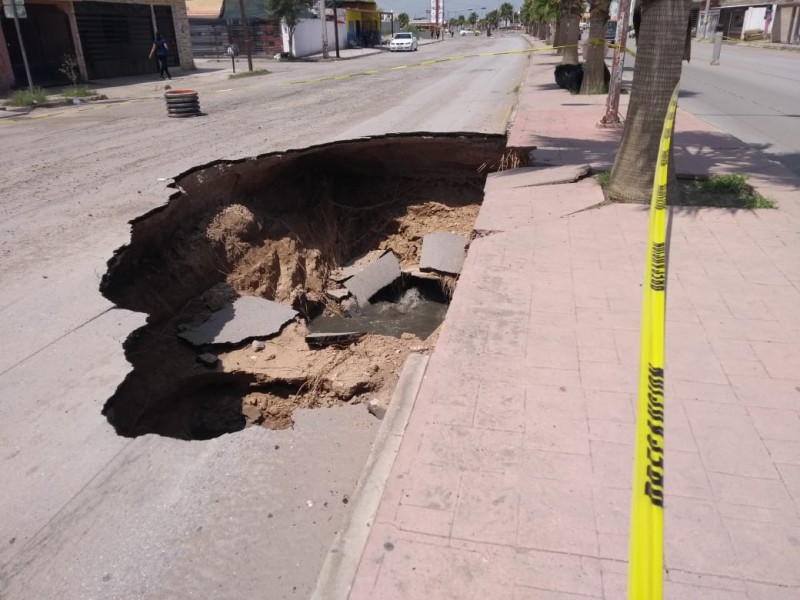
[389,32,418,52]
[459,29,480,36]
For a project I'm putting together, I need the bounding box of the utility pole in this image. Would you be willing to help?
[599,0,631,126]
[8,0,33,92]
[332,0,340,57]
[320,0,329,58]
[237,0,253,71]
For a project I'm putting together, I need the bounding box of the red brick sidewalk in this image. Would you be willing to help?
[347,43,800,599]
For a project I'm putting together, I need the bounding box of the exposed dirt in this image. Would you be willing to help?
[101,134,512,439]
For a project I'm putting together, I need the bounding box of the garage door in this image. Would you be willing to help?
[74,2,176,80]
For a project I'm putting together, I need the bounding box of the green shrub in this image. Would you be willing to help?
[7,88,48,107]
[229,69,270,79]
[61,85,94,98]
[680,174,776,209]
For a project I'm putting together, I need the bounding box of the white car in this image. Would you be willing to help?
[389,32,418,52]
[459,29,480,36]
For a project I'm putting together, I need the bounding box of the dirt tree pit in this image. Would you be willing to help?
[101,133,524,440]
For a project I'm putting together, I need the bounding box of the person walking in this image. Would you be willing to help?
[149,33,172,80]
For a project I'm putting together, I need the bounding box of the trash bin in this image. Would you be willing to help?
[164,90,201,118]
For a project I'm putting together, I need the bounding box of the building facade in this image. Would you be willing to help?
[695,0,800,43]
[0,0,194,90]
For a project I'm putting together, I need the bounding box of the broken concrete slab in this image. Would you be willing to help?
[344,251,400,305]
[330,250,386,283]
[419,233,466,275]
[485,164,591,191]
[326,288,351,302]
[178,296,297,346]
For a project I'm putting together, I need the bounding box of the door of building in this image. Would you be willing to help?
[1,3,75,86]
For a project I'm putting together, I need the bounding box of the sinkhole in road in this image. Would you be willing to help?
[101,133,526,440]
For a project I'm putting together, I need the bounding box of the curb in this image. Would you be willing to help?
[310,353,429,600]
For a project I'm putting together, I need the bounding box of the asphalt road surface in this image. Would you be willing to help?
[680,41,800,177]
[0,34,528,599]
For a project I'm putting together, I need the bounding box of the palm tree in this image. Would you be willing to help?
[457,14,467,27]
[499,2,514,27]
[606,0,692,203]
[530,0,558,42]
[485,9,500,28]
[469,11,479,27]
[397,12,410,28]
[579,0,610,94]
[520,0,533,33]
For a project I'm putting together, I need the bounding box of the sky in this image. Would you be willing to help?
[380,0,517,21]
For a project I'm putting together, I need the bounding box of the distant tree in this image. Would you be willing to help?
[485,9,500,28]
[267,0,313,56]
[530,0,558,40]
[397,12,410,28]
[457,14,467,26]
[469,11,479,26]
[499,2,514,27]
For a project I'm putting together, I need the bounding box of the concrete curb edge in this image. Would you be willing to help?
[310,352,429,600]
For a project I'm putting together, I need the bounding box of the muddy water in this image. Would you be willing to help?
[309,288,447,340]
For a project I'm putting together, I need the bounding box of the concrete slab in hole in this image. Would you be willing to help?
[485,164,591,190]
[178,296,297,345]
[344,251,400,305]
[419,232,466,275]
[330,250,386,283]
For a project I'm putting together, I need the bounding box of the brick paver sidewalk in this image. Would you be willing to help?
[348,43,800,599]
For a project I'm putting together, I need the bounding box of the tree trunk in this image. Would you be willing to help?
[580,1,610,94]
[561,0,582,64]
[606,0,691,204]
[554,0,568,54]
[554,17,565,53]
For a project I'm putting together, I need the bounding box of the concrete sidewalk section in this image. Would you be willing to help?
[346,42,800,598]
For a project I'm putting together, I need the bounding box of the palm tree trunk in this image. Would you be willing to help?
[554,0,567,54]
[606,0,691,204]
[580,1,610,94]
[561,0,581,63]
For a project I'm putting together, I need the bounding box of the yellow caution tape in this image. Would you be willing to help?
[627,84,678,600]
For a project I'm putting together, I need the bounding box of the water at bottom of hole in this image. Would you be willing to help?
[309,288,448,340]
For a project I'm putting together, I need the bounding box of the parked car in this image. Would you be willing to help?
[389,32,418,52]
[459,29,480,36]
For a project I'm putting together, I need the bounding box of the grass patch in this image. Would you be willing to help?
[7,87,48,107]
[679,174,776,209]
[229,69,270,80]
[61,85,94,98]
[596,170,610,188]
